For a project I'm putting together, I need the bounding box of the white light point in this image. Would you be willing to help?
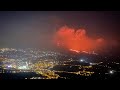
[80,59,84,62]
[109,70,114,74]
[8,65,12,68]
[90,63,92,65]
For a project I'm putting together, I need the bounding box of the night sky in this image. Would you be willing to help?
[0,11,120,50]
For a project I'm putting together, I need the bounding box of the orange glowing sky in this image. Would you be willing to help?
[54,26,106,52]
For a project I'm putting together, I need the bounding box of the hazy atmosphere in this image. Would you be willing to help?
[0,11,120,50]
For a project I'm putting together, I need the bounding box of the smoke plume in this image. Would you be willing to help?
[54,26,106,52]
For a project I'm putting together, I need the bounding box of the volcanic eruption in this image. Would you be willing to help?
[54,26,106,53]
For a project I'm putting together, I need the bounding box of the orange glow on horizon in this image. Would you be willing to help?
[54,26,106,52]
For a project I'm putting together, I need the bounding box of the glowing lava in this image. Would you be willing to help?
[54,26,105,52]
[69,49,80,53]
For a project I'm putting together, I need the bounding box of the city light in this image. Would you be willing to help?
[80,59,84,62]
[18,66,28,70]
[109,70,114,74]
[90,63,92,65]
[7,65,12,68]
[0,48,120,79]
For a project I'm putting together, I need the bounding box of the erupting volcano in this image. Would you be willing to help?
[54,26,106,53]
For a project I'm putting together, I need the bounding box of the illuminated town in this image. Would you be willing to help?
[0,48,120,80]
